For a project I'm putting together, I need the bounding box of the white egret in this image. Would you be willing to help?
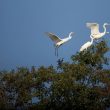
[80,35,94,52]
[86,23,110,39]
[45,32,74,56]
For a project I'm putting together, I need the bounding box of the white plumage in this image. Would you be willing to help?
[80,35,94,52]
[45,32,74,56]
[87,23,110,39]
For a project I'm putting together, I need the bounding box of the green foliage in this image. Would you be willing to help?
[71,40,109,69]
[0,40,110,110]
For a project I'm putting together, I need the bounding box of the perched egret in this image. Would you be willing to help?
[80,35,94,52]
[45,32,74,56]
[87,23,110,39]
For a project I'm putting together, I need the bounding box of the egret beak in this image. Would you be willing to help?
[70,32,74,36]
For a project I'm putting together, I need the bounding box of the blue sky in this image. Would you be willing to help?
[0,0,110,70]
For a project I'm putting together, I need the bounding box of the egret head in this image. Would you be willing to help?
[69,32,74,37]
[104,23,110,26]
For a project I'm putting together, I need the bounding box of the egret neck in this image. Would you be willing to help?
[103,24,107,35]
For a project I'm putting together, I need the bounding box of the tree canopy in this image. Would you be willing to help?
[0,39,110,110]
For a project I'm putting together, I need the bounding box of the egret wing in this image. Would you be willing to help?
[86,23,100,34]
[45,32,62,43]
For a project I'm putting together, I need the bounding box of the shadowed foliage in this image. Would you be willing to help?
[0,40,110,110]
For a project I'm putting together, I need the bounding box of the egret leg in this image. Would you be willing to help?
[54,44,57,56]
[55,47,56,56]
[56,47,57,56]
[56,48,58,57]
[55,48,56,55]
[57,47,58,57]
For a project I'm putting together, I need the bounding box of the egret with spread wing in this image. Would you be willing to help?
[87,23,110,40]
[80,35,94,52]
[45,32,74,56]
